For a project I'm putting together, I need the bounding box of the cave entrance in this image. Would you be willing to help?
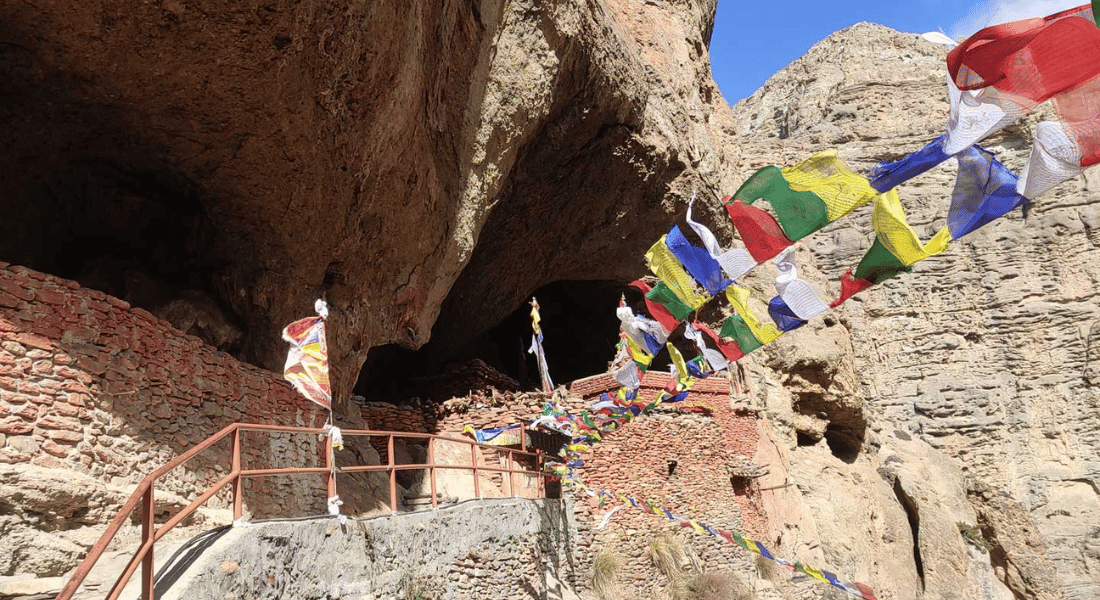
[1,40,241,353]
[354,279,627,404]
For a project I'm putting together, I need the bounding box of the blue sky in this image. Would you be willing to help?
[710,0,1090,104]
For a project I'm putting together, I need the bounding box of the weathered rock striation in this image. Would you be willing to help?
[2,0,1098,597]
[727,22,1100,600]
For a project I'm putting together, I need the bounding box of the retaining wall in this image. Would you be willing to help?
[0,263,328,518]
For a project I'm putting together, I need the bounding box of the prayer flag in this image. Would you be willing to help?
[630,280,681,332]
[282,308,331,411]
[665,224,731,294]
[724,199,793,262]
[645,236,709,310]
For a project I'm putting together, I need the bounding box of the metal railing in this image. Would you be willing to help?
[56,423,545,600]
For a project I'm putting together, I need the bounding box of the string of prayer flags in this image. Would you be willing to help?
[685,196,757,282]
[528,298,554,392]
[573,482,878,600]
[281,299,332,411]
[645,236,709,311]
[462,424,523,446]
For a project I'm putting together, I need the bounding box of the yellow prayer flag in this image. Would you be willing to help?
[667,343,690,382]
[873,189,952,266]
[625,336,653,367]
[724,286,782,344]
[782,150,878,221]
[645,236,709,310]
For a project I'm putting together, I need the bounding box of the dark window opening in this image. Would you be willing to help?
[796,431,818,447]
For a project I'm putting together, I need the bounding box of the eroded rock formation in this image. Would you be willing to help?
[2,0,1098,597]
[0,0,742,404]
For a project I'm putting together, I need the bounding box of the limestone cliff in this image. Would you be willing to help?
[2,0,1098,598]
[726,22,1099,600]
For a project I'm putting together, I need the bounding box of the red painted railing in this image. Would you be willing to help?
[56,423,544,600]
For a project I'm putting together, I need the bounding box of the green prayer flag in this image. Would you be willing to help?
[854,238,912,283]
[735,166,830,242]
[719,316,763,354]
[646,281,695,321]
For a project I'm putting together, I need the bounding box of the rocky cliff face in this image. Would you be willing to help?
[0,0,742,402]
[3,0,1097,597]
[727,22,1099,600]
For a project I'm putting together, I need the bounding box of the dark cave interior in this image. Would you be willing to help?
[354,279,631,403]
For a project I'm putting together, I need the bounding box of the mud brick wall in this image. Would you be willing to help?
[360,370,768,596]
[565,372,768,597]
[0,263,328,517]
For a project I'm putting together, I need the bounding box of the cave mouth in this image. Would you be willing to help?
[2,36,241,353]
[0,154,239,350]
[354,279,628,404]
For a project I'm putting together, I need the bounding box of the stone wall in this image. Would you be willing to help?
[359,371,770,597]
[0,263,328,521]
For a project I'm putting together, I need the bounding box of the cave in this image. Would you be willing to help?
[355,280,627,403]
[823,425,863,464]
[0,27,242,353]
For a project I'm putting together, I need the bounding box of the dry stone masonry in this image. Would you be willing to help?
[0,263,327,576]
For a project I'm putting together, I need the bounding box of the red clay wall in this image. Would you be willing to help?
[359,369,769,595]
[0,263,328,516]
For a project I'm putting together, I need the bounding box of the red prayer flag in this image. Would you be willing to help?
[723,198,793,263]
[629,280,681,332]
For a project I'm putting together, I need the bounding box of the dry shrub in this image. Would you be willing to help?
[591,550,623,600]
[689,571,750,600]
[647,534,695,600]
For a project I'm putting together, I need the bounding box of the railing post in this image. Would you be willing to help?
[428,437,438,509]
[388,434,397,513]
[508,449,516,498]
[325,439,336,501]
[520,424,526,453]
[536,449,543,498]
[231,428,242,521]
[141,487,155,600]
[471,443,480,499]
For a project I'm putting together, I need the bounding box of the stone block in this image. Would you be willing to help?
[11,403,37,420]
[49,402,81,417]
[0,277,34,301]
[0,291,24,309]
[37,415,82,432]
[12,332,53,351]
[41,439,69,458]
[31,453,63,469]
[34,287,67,305]
[7,435,39,454]
[0,416,33,435]
[47,429,82,443]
